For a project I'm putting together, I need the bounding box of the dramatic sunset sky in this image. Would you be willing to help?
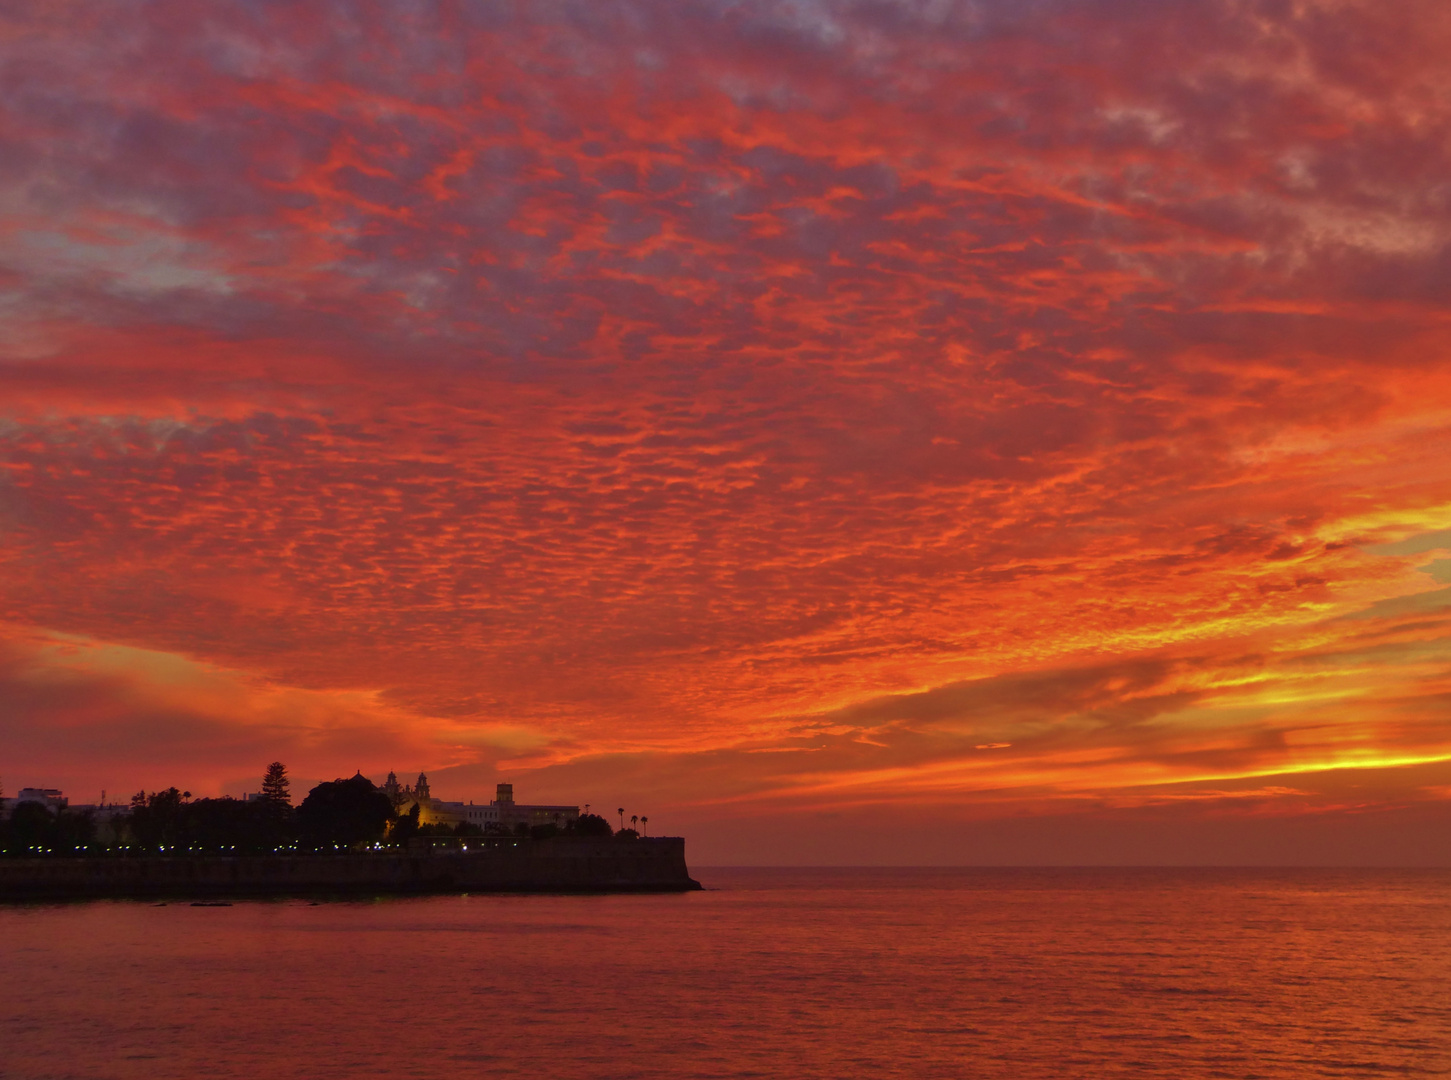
[3,0,1450,862]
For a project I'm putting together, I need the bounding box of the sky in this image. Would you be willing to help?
[3,0,1451,863]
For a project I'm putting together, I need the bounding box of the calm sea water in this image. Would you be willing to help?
[2,867,1448,1079]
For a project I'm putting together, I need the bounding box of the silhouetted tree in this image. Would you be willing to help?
[0,795,99,855]
[640,816,648,836]
[129,788,187,849]
[58,808,95,850]
[296,773,393,848]
[572,813,613,837]
[617,807,625,830]
[390,802,421,844]
[261,762,291,806]
[630,814,638,833]
[6,802,57,852]
[180,797,282,853]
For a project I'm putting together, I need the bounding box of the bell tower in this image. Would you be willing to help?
[383,771,402,806]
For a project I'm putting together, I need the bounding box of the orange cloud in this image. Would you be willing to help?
[2,0,1451,860]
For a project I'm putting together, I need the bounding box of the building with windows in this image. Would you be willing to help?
[381,774,578,833]
[477,783,579,832]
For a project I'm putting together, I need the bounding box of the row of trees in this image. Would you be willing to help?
[0,765,631,856]
[2,801,96,854]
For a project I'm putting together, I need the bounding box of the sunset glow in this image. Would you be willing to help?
[4,0,1451,861]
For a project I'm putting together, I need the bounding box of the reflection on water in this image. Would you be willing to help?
[2,867,1448,1079]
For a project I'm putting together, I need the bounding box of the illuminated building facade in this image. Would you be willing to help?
[383,775,579,833]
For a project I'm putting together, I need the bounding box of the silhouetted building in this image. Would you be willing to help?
[16,788,66,810]
[382,771,434,814]
[382,771,402,806]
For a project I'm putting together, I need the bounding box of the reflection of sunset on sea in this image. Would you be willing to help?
[3,0,1451,862]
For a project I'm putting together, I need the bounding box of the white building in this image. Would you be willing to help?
[489,783,579,832]
[11,788,67,810]
[382,775,578,833]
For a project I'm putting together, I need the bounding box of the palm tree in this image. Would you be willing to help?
[641,816,648,837]
[630,814,638,833]
[617,807,625,830]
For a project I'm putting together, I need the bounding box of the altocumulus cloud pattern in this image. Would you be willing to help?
[3,0,1451,859]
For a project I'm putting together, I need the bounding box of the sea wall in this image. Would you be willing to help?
[0,836,701,899]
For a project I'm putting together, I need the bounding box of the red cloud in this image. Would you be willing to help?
[2,0,1451,859]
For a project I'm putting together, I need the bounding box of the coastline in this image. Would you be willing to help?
[0,835,702,900]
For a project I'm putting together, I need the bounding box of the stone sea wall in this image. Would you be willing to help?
[0,836,701,899]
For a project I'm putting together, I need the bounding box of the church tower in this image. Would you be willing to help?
[416,772,431,802]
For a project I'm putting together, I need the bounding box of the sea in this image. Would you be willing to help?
[1,867,1448,1079]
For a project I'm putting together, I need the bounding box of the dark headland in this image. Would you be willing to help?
[0,769,701,899]
[0,837,701,900]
